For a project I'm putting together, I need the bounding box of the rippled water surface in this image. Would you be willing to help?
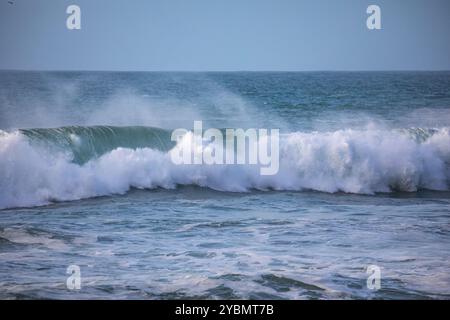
[1,189,450,299]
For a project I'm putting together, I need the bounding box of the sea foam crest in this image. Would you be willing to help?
[0,127,449,209]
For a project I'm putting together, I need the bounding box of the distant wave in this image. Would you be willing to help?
[1,125,449,209]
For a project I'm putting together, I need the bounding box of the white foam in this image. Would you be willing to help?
[0,227,68,250]
[1,127,449,209]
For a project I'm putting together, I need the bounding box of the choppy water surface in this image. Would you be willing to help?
[1,71,450,299]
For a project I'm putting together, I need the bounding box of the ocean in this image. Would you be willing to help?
[0,71,449,299]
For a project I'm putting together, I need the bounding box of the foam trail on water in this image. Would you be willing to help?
[0,127,449,209]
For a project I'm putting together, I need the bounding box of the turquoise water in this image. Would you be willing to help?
[0,71,450,299]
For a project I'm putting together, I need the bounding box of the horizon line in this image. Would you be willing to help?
[1,68,450,73]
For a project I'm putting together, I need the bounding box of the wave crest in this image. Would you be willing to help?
[1,126,449,209]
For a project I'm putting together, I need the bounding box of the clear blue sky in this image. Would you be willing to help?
[1,0,449,71]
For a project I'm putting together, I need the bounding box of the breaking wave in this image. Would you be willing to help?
[1,125,449,209]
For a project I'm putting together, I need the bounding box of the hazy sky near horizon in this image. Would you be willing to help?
[1,0,449,71]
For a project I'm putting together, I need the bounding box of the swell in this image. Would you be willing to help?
[1,126,449,209]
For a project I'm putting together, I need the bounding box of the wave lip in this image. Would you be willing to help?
[20,125,174,164]
[0,126,449,209]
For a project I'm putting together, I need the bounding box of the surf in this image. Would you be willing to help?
[0,125,449,209]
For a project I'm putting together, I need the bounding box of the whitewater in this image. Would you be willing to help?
[1,125,449,209]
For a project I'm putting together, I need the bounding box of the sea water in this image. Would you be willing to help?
[0,71,449,299]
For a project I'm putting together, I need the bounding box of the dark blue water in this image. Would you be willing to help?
[0,71,450,299]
